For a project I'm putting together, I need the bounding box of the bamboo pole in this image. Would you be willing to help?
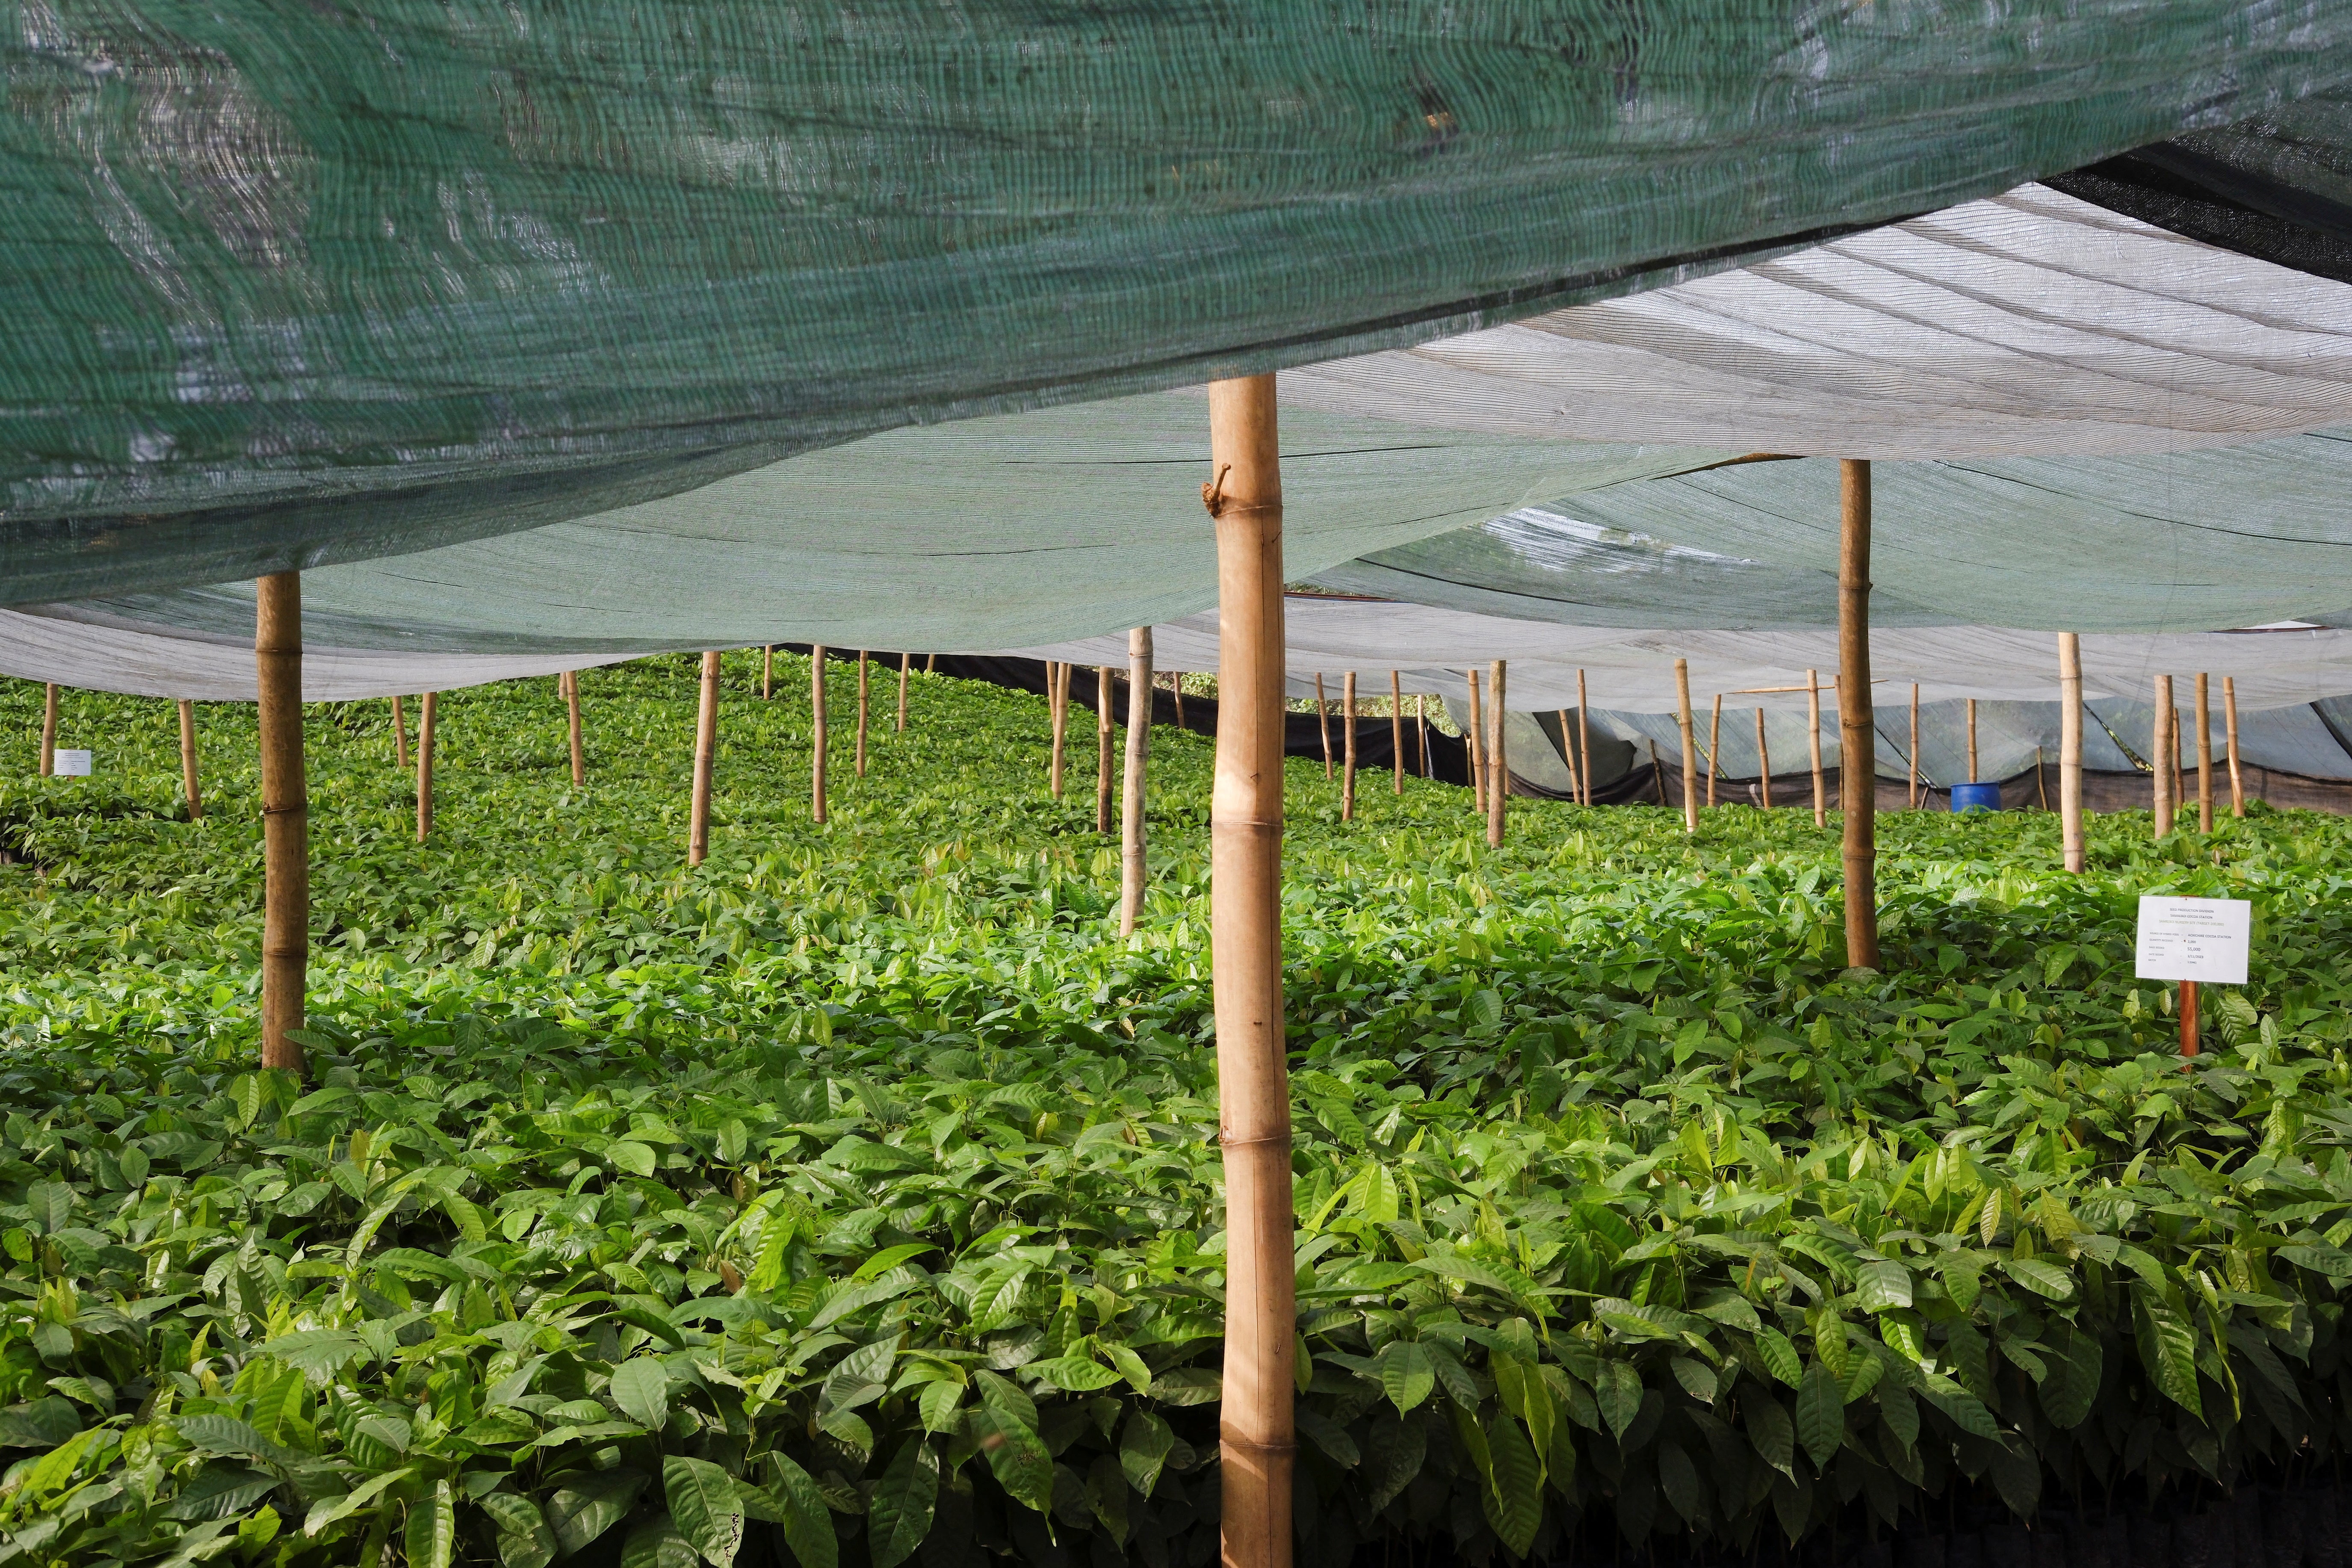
[1559,709,1582,802]
[689,650,721,865]
[392,694,410,772]
[1707,691,1722,808]
[38,684,56,776]
[2059,634,2085,872]
[855,651,870,778]
[1314,673,1333,779]
[565,670,584,786]
[1174,673,1187,730]
[926,653,936,674]
[1838,460,1879,969]
[1806,670,1826,829]
[1965,697,1978,783]
[1486,661,1507,847]
[256,572,306,1074]
[2195,672,2214,833]
[1391,672,1405,795]
[1120,627,1153,938]
[1341,671,1358,822]
[898,652,911,732]
[811,646,829,825]
[1576,669,1592,806]
[1466,667,1486,814]
[178,700,202,819]
[1649,738,1667,806]
[763,645,774,701]
[2174,689,2187,827]
[416,693,437,842]
[1204,374,1292,1568]
[1909,684,1921,809]
[2152,674,2174,836]
[1417,694,1430,778]
[1049,662,1069,797]
[2225,676,2244,816]
[1096,664,1116,833]
[1755,709,1773,809]
[1674,658,1700,834]
[2181,978,2201,1058]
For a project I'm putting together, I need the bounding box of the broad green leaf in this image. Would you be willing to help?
[1480,1413,1543,1555]
[1119,1411,1176,1497]
[2000,1256,2075,1300]
[302,1468,416,1538]
[665,1455,746,1568]
[608,1142,658,1177]
[767,1453,837,1568]
[610,1358,671,1430]
[2038,1326,2104,1429]
[549,1469,648,1558]
[2135,1293,2203,1416]
[1755,1329,1802,1387]
[866,1438,939,1568]
[622,1517,704,1568]
[1594,1360,1643,1439]
[1380,1340,1435,1414]
[1794,1361,1842,1469]
[405,1480,456,1568]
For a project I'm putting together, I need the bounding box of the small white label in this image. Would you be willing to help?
[2135,895,2250,984]
[50,749,92,777]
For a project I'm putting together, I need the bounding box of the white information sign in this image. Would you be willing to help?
[2134,895,2249,984]
[50,749,91,777]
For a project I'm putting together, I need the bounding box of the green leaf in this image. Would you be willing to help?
[1119,1411,1176,1498]
[866,1438,940,1568]
[2277,1243,2352,1278]
[1794,1361,1843,1469]
[1024,1355,1121,1392]
[969,1403,1053,1513]
[302,1467,416,1538]
[1595,1360,1643,1439]
[611,1358,671,1430]
[2000,1256,2075,1301]
[549,1469,649,1558]
[2038,1326,2104,1429]
[1656,1439,1708,1524]
[1853,1259,1912,1312]
[665,1455,747,1568]
[1744,1398,1795,1480]
[1379,1340,1435,1414]
[608,1141,658,1177]
[1755,1329,1802,1387]
[767,1453,838,1568]
[405,1479,456,1568]
[480,1494,557,1568]
[2135,1292,2203,1417]
[1480,1413,1543,1555]
[622,1517,705,1568]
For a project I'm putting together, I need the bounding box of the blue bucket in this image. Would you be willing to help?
[1950,783,2002,814]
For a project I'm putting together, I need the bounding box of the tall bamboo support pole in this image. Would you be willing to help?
[1049,662,1069,797]
[1708,691,1723,808]
[1965,697,1978,783]
[811,647,829,825]
[565,670,585,785]
[1466,668,1486,814]
[2059,634,2085,872]
[1576,669,1592,806]
[416,693,437,842]
[392,694,409,771]
[1838,461,1879,969]
[2225,676,2244,816]
[1391,672,1405,795]
[1417,694,1430,778]
[1559,710,1582,802]
[38,684,56,776]
[1755,709,1773,809]
[1909,685,1921,809]
[2195,673,2214,832]
[1673,658,1700,834]
[2152,674,2174,836]
[689,651,721,865]
[1806,670,1826,829]
[256,572,306,1074]
[1649,739,1667,805]
[1486,661,1507,847]
[855,652,870,778]
[1175,674,1188,730]
[1341,672,1358,822]
[1205,375,1292,1568]
[1096,664,1116,833]
[1120,628,1154,938]
[763,645,774,701]
[1314,674,1332,779]
[178,700,202,819]
[898,652,911,733]
[926,654,936,674]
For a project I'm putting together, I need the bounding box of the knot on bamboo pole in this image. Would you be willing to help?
[1222,1438,1299,1457]
[1218,1131,1295,1151]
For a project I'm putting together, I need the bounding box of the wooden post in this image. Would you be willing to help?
[1559,709,1582,802]
[855,651,870,778]
[178,700,202,819]
[1175,673,1188,731]
[392,694,410,772]
[898,652,911,733]
[1120,627,1154,938]
[1315,673,1333,779]
[2181,978,2200,1058]
[763,645,774,701]
[1838,460,1879,969]
[1341,671,1358,822]
[2152,674,2174,836]
[1204,374,1293,1568]
[256,572,306,1074]
[2195,673,2213,832]
[2058,634,2085,872]
[1755,709,1773,809]
[1417,694,1430,778]
[1966,697,1979,783]
[1096,664,1116,833]
[1649,738,1667,806]
[38,683,56,776]
[1806,670,1826,829]
[2224,676,2244,817]
[1486,661,1507,847]
[565,670,585,785]
[1909,684,1921,809]
[1674,658,1700,834]
[416,693,437,842]
[1049,662,1069,797]
[926,654,936,675]
[1390,672,1405,795]
[689,650,721,865]
[1577,669,1593,806]
[1466,667,1486,814]
[1708,691,1723,809]
[811,646,829,825]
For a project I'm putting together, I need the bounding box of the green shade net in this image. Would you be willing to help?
[7,0,2352,603]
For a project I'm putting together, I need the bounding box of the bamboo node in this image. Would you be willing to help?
[1217,1131,1294,1151]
